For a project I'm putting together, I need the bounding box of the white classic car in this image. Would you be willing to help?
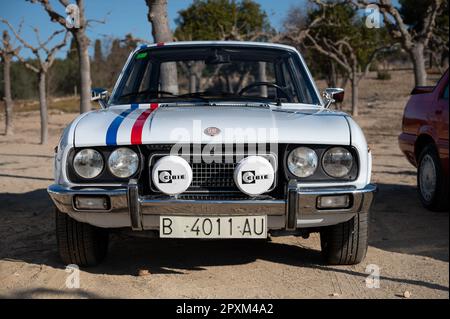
[48,41,376,266]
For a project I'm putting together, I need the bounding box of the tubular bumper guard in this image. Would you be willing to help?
[48,182,377,231]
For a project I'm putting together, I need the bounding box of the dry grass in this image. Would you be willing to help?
[317,69,442,115]
[13,96,81,113]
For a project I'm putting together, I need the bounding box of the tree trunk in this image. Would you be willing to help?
[258,62,267,97]
[2,55,13,135]
[187,62,200,93]
[336,76,349,111]
[351,77,358,117]
[226,75,232,92]
[339,76,349,90]
[327,61,338,88]
[409,43,427,86]
[74,31,92,113]
[38,71,48,144]
[189,73,197,93]
[146,0,178,94]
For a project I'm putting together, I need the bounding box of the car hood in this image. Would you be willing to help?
[73,104,351,147]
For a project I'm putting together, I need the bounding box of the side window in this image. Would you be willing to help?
[442,83,449,100]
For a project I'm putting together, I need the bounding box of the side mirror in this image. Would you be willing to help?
[322,88,344,108]
[91,88,109,109]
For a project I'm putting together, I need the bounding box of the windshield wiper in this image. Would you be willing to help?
[176,91,251,101]
[175,92,214,101]
[118,90,175,99]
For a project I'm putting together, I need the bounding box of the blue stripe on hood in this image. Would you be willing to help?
[105,104,139,145]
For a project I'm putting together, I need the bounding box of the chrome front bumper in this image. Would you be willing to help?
[48,183,377,231]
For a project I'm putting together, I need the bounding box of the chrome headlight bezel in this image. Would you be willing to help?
[72,148,104,179]
[284,145,358,181]
[68,146,141,182]
[287,147,319,178]
[107,147,140,178]
[322,146,354,178]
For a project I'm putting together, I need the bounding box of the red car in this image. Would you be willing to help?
[399,69,449,211]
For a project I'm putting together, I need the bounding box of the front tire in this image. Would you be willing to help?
[417,144,448,211]
[320,213,369,265]
[55,208,109,267]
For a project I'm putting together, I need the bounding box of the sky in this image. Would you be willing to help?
[0,0,309,58]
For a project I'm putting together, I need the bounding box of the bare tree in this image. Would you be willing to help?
[2,19,69,144]
[307,35,389,115]
[145,0,178,94]
[28,0,93,113]
[0,29,20,135]
[282,0,391,115]
[281,1,352,91]
[349,0,444,86]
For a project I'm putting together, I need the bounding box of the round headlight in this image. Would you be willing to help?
[322,147,353,178]
[73,149,104,179]
[287,147,318,178]
[108,148,139,178]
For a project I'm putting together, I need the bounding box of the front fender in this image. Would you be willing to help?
[345,116,371,188]
[54,112,92,186]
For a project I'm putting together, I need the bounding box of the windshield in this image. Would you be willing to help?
[109,45,319,106]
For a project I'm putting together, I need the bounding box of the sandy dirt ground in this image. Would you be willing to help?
[0,70,448,299]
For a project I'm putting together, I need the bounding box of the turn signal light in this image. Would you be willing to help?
[74,196,110,210]
[317,195,350,209]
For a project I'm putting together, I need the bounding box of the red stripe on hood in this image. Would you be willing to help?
[130,103,158,145]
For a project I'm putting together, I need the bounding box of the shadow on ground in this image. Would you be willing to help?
[0,183,448,284]
[0,287,103,299]
[370,183,449,262]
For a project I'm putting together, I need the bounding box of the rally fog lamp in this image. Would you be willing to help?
[108,148,139,178]
[74,196,110,210]
[287,147,318,178]
[73,149,104,179]
[152,156,193,195]
[317,195,350,209]
[322,147,353,178]
[234,156,275,196]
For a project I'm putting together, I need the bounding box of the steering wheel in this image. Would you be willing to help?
[238,82,293,102]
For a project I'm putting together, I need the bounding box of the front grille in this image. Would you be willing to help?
[191,162,237,191]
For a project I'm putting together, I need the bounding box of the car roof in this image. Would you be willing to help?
[136,41,298,53]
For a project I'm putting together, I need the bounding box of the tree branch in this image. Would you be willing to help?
[1,28,21,58]
[1,18,69,72]
[306,33,353,74]
[28,0,67,28]
[45,30,70,68]
[422,0,442,47]
[1,19,40,56]
[348,0,413,48]
[16,55,40,73]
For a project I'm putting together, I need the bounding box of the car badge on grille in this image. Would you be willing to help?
[204,127,221,136]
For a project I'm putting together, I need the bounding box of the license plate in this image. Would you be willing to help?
[159,216,267,239]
